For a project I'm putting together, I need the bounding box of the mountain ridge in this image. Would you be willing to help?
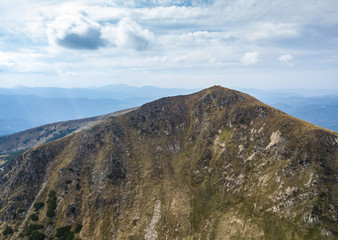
[0,107,138,154]
[0,85,337,136]
[0,86,337,239]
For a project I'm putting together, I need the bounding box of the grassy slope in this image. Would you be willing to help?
[0,86,337,240]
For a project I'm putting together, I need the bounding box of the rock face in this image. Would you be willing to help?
[0,86,337,240]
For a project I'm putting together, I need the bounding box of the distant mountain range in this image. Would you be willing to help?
[0,84,200,100]
[0,85,199,136]
[254,94,338,132]
[0,107,137,155]
[0,85,336,136]
[0,95,124,135]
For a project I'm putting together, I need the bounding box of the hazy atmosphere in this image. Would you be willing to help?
[1,0,338,89]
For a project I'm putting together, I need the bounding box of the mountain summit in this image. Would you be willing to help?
[0,86,337,239]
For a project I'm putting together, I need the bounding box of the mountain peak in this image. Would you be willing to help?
[0,87,337,240]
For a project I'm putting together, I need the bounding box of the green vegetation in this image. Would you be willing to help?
[29,230,46,240]
[17,208,25,214]
[46,190,57,218]
[46,129,76,143]
[0,149,27,167]
[24,224,44,236]
[190,182,218,232]
[34,202,45,212]
[55,226,74,240]
[66,205,76,215]
[2,225,13,236]
[74,223,82,233]
[219,128,232,143]
[30,213,39,221]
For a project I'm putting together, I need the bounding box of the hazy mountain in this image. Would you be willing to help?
[0,119,38,137]
[0,85,199,100]
[271,103,338,132]
[0,85,337,137]
[239,89,338,132]
[264,96,338,132]
[0,85,198,136]
[0,86,336,239]
[0,94,149,136]
[239,88,338,98]
[0,108,137,156]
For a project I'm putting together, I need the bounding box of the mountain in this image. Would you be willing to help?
[0,95,129,136]
[240,89,338,132]
[0,85,199,100]
[0,108,138,161]
[271,103,338,132]
[0,119,38,137]
[0,86,198,136]
[0,86,337,240]
[0,86,337,137]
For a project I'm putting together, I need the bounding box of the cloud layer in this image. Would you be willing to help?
[0,0,337,89]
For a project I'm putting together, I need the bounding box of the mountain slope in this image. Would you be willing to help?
[271,103,338,132]
[0,94,132,136]
[0,85,198,136]
[0,86,337,240]
[0,108,138,154]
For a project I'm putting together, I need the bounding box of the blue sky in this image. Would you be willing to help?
[0,0,337,89]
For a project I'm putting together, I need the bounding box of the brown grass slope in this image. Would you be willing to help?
[0,86,337,240]
[0,107,137,155]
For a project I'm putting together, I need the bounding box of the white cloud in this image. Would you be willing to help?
[132,6,204,21]
[246,22,298,41]
[47,13,106,50]
[157,31,237,53]
[211,0,338,25]
[179,31,231,43]
[241,52,260,65]
[103,18,154,51]
[65,71,79,77]
[0,53,17,69]
[98,0,200,8]
[278,54,294,64]
[85,5,204,25]
[0,51,56,74]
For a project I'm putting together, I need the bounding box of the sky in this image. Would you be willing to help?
[0,0,337,89]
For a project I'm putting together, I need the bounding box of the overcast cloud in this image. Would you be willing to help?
[0,0,337,89]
